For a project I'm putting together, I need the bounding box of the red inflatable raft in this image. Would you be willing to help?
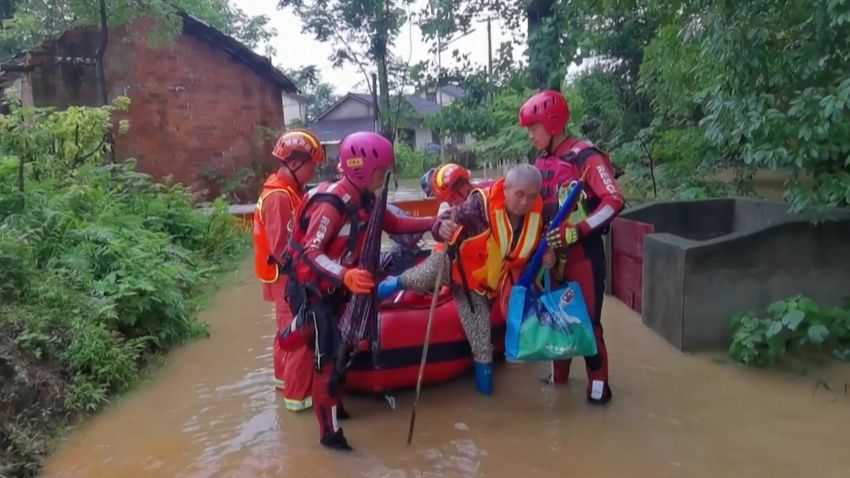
[345,286,506,393]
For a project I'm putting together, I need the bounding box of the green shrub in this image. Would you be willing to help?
[395,142,439,178]
[0,90,247,475]
[729,295,850,367]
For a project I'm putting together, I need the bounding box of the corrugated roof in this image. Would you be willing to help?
[315,92,442,121]
[308,117,376,143]
[403,94,440,117]
[440,85,466,98]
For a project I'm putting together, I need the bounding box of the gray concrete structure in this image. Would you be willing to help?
[605,198,850,351]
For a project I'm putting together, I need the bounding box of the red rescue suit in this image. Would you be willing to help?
[535,138,625,402]
[282,178,434,447]
[253,173,313,411]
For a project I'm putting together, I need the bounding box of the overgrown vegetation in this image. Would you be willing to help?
[394,142,439,179]
[1,0,277,61]
[0,93,246,476]
[729,296,850,367]
[420,0,850,216]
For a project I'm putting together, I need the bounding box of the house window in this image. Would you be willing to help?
[399,128,416,149]
[452,132,465,145]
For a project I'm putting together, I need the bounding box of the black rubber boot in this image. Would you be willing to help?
[320,428,352,451]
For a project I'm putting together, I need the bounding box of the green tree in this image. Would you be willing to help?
[695,0,850,215]
[0,0,275,62]
[278,0,415,140]
[283,65,340,123]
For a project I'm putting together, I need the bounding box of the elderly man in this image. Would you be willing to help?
[377,164,546,395]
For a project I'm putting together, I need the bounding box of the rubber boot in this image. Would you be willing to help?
[586,380,612,406]
[473,361,493,396]
[337,404,351,420]
[320,428,352,451]
[313,364,353,451]
[376,276,403,302]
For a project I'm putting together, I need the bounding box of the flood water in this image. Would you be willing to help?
[42,177,846,477]
[42,257,850,478]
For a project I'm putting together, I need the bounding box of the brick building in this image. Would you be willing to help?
[0,12,297,200]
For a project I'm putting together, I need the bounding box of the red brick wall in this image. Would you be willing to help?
[24,21,284,201]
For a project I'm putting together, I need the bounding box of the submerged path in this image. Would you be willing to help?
[43,260,850,478]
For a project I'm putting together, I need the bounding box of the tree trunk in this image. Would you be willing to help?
[377,56,393,141]
[17,150,24,193]
[373,0,393,141]
[526,0,557,91]
[95,0,114,163]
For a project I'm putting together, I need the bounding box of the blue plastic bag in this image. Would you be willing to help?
[505,270,597,362]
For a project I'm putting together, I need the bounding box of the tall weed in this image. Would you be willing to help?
[0,91,247,474]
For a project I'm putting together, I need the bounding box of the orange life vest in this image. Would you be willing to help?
[450,178,543,298]
[253,173,302,284]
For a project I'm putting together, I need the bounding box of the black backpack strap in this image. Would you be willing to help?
[559,145,605,169]
[297,191,361,261]
[298,193,348,231]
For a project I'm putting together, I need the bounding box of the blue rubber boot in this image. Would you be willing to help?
[473,361,493,396]
[376,276,402,301]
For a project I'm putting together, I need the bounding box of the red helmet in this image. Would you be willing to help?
[431,163,471,202]
[272,129,324,164]
[518,90,569,136]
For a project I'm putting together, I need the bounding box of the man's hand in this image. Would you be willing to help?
[438,220,459,241]
[343,268,375,294]
[542,248,556,268]
[546,224,580,250]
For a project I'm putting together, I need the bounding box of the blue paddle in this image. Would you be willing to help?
[516,179,585,288]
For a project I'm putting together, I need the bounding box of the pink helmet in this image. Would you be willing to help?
[518,90,570,136]
[338,131,395,188]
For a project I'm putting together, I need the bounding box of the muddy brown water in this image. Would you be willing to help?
[42,258,850,478]
[42,176,844,477]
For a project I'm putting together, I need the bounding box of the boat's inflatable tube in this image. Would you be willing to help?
[345,286,506,393]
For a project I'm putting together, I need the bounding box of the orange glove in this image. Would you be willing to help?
[343,268,375,294]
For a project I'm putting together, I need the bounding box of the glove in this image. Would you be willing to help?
[377,276,403,301]
[546,224,579,250]
[343,268,374,294]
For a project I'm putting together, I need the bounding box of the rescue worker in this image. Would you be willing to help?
[278,131,437,451]
[253,129,324,412]
[377,164,547,396]
[518,89,625,405]
[430,162,474,207]
[426,162,496,216]
[421,167,436,197]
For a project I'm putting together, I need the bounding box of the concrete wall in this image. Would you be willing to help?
[616,198,850,351]
[282,92,305,126]
[414,125,434,150]
[678,219,850,350]
[437,90,458,106]
[619,199,735,241]
[20,21,284,200]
